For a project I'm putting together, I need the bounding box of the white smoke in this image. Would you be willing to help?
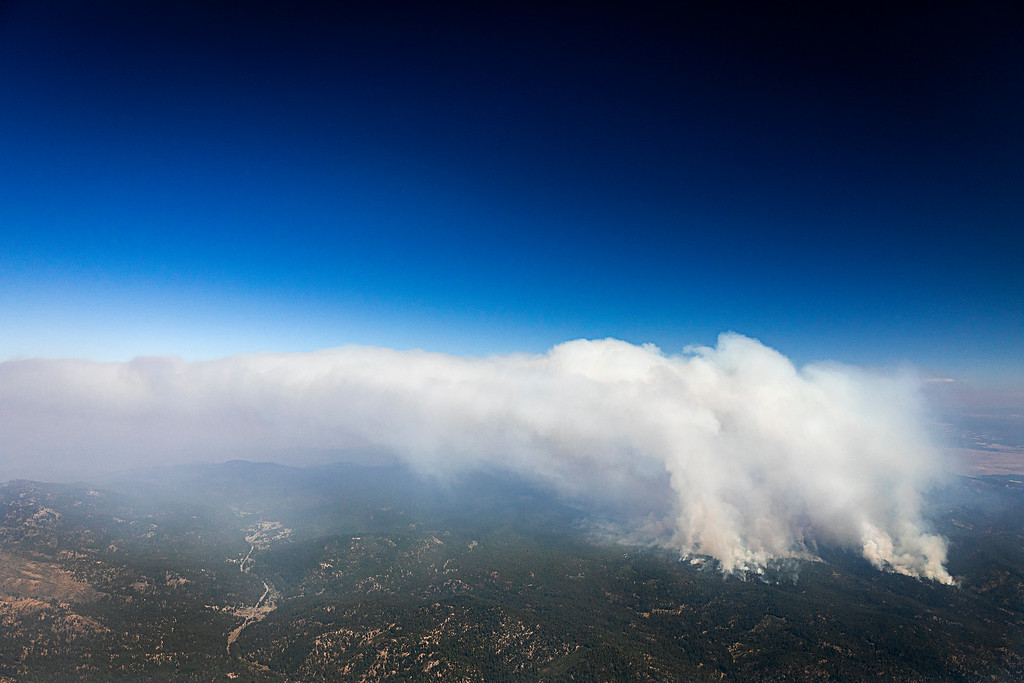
[0,333,952,583]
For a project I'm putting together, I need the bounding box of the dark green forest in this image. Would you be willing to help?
[1,462,1021,681]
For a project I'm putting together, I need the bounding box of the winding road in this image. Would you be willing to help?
[226,543,275,654]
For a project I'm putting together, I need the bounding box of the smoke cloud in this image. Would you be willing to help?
[0,333,952,582]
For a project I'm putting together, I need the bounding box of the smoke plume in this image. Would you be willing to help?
[0,333,952,582]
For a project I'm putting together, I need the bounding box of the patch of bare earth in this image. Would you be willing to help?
[0,553,109,642]
[0,553,98,604]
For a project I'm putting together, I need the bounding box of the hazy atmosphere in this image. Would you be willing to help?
[0,333,951,580]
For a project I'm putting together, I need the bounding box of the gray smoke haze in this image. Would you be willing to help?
[0,333,952,583]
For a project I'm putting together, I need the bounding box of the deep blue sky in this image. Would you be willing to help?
[1,1,1022,383]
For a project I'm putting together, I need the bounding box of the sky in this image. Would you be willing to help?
[1,1,1022,382]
